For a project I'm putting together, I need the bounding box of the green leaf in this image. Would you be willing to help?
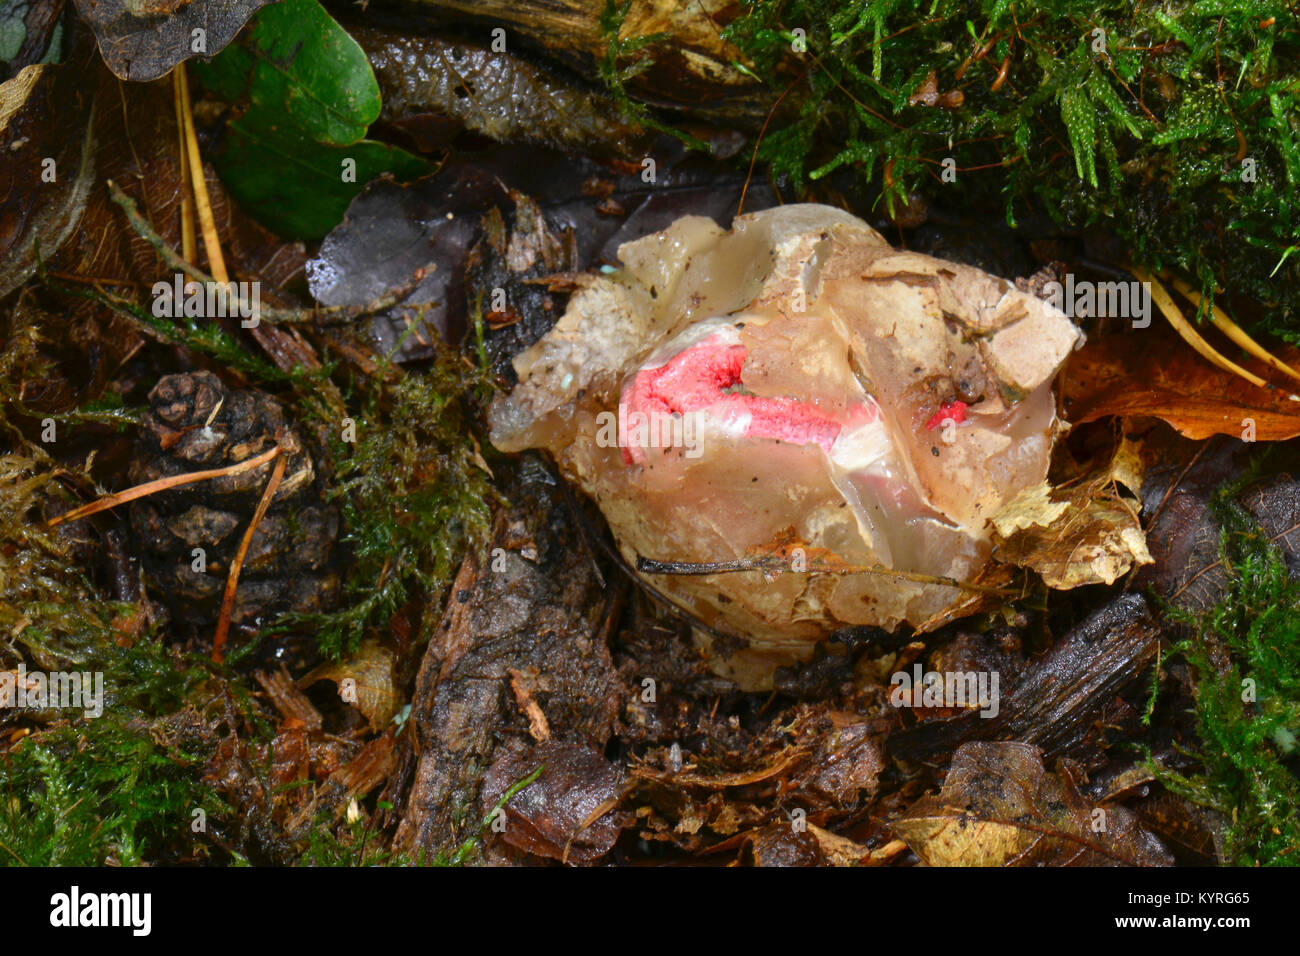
[216,115,428,240]
[195,0,429,239]
[0,0,26,64]
[197,0,380,145]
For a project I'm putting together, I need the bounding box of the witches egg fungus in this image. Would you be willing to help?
[489,204,1083,686]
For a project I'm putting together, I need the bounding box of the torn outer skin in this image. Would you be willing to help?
[489,204,1082,688]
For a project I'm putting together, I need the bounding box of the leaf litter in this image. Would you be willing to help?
[3,0,1299,869]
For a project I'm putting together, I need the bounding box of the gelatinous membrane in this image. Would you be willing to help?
[491,205,1080,682]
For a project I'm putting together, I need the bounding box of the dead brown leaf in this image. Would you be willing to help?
[72,0,276,82]
[1062,326,1300,441]
[482,739,625,864]
[0,52,97,299]
[892,741,1173,866]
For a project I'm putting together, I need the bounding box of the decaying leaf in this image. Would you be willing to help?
[481,739,625,863]
[742,824,834,866]
[1138,442,1300,612]
[71,0,276,81]
[1063,325,1300,441]
[990,437,1151,588]
[0,57,96,299]
[354,26,650,158]
[892,741,1173,866]
[805,726,884,804]
[988,482,1070,537]
[300,638,400,729]
[806,823,871,866]
[740,820,889,867]
[306,147,776,360]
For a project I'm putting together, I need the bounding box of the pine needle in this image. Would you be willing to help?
[212,449,286,663]
[173,66,197,267]
[176,62,228,284]
[47,445,281,527]
[1166,276,1300,384]
[1131,267,1267,389]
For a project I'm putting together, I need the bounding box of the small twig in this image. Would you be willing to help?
[107,180,433,326]
[108,178,211,286]
[0,836,27,866]
[635,554,1014,596]
[213,449,287,663]
[738,63,811,216]
[48,445,281,527]
[42,272,148,288]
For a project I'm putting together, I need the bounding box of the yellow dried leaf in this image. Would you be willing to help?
[299,638,400,729]
[806,823,869,867]
[1109,435,1144,496]
[989,482,1070,537]
[996,498,1151,588]
[892,811,1031,867]
[990,439,1151,588]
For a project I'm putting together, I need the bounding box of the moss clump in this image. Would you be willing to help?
[0,296,234,866]
[45,258,494,663]
[0,443,228,865]
[1154,482,1300,866]
[615,0,1300,331]
[282,349,494,659]
[0,459,228,865]
[0,692,227,866]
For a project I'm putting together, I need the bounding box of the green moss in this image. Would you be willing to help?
[301,765,541,866]
[597,0,708,150]
[281,347,495,659]
[0,297,237,866]
[657,0,1300,331]
[1152,477,1300,866]
[0,454,228,865]
[301,807,411,866]
[0,700,227,866]
[41,247,493,664]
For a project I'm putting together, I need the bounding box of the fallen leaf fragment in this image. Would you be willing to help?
[0,58,97,298]
[482,740,624,864]
[989,482,1070,538]
[806,823,871,866]
[892,741,1172,867]
[990,439,1151,588]
[300,638,400,729]
[72,0,276,81]
[1063,326,1300,441]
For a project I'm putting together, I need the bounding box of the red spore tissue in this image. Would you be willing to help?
[924,401,968,431]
